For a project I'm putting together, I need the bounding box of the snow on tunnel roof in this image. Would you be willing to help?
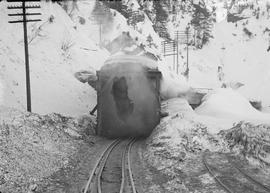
[102,55,158,71]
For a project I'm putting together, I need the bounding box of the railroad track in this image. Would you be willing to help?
[83,138,138,193]
[225,154,270,193]
[203,151,270,193]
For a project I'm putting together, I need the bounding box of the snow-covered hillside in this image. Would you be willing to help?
[155,0,270,109]
[1,0,270,117]
[0,0,191,116]
[189,0,270,108]
[0,1,109,116]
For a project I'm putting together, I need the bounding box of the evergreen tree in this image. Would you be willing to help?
[191,1,214,48]
[152,1,170,39]
[102,0,129,18]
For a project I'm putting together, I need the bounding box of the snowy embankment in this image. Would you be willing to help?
[145,98,231,170]
[143,98,232,192]
[196,88,270,124]
[144,89,270,191]
[144,88,270,190]
[0,106,96,193]
[188,0,270,109]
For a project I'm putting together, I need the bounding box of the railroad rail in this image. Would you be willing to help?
[120,138,137,193]
[83,138,137,193]
[225,154,270,193]
[203,151,270,193]
[202,152,234,193]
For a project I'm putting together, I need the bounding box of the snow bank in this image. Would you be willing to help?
[196,88,270,123]
[0,106,96,192]
[143,98,232,192]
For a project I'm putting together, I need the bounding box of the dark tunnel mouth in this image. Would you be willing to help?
[96,58,162,139]
[111,76,134,122]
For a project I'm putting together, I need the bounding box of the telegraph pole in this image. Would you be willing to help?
[99,22,102,48]
[176,32,179,74]
[8,0,41,112]
[174,29,191,78]
[186,27,189,80]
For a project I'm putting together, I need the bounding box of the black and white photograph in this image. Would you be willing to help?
[0,0,270,192]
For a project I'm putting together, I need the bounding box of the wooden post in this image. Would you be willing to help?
[8,0,41,112]
[186,29,189,80]
[99,22,102,48]
[22,1,32,112]
[173,41,175,71]
[176,32,179,74]
[177,39,179,74]
[163,42,165,56]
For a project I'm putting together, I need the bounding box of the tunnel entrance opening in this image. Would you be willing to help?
[111,76,134,122]
[96,55,162,138]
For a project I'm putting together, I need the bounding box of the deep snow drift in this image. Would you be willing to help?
[196,88,270,124]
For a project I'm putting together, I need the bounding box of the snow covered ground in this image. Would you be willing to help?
[0,0,270,192]
[196,88,270,124]
[163,0,270,111]
[144,95,270,192]
[188,0,270,109]
[0,1,109,116]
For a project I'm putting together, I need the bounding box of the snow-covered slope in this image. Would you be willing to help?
[0,1,109,116]
[196,88,270,124]
[160,0,270,109]
[188,0,270,108]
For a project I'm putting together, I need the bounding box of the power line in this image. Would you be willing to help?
[161,28,191,77]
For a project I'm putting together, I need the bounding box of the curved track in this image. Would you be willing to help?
[225,154,270,193]
[83,138,137,193]
[202,152,234,193]
[203,151,270,193]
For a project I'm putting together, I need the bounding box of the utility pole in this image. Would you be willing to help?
[90,10,107,48]
[174,29,191,78]
[8,0,41,112]
[173,41,175,71]
[175,31,179,74]
[186,27,189,80]
[161,40,178,71]
[99,22,102,48]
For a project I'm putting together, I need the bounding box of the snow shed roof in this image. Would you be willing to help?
[102,55,158,71]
